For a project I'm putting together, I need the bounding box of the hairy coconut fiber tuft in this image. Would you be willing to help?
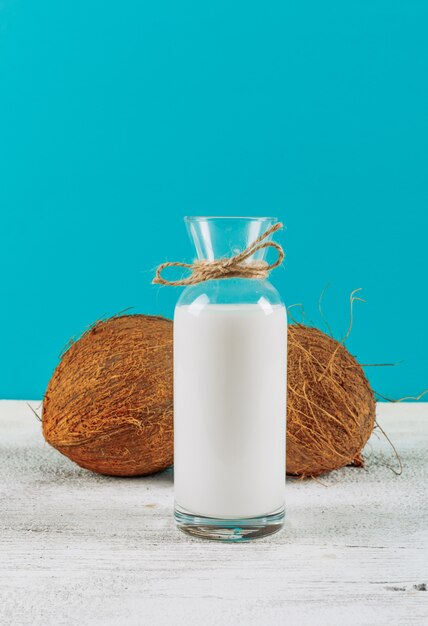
[287,324,376,477]
[43,315,173,476]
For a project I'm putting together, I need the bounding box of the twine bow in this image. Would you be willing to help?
[153,222,284,287]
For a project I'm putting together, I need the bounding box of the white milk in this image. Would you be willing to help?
[174,302,287,520]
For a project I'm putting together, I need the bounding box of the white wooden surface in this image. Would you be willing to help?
[0,401,427,626]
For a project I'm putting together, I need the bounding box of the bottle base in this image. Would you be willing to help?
[174,505,285,542]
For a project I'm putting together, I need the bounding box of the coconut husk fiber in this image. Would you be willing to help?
[43,313,375,479]
[287,324,376,477]
[42,314,173,476]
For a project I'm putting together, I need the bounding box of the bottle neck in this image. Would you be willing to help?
[185,217,278,262]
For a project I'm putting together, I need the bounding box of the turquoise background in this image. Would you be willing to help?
[0,1,427,400]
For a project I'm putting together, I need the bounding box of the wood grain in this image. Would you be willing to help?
[0,401,427,625]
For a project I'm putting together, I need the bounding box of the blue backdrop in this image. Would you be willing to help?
[1,1,427,399]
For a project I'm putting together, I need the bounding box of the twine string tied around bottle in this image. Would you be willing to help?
[153,222,284,287]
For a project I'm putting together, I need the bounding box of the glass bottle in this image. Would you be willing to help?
[174,216,287,541]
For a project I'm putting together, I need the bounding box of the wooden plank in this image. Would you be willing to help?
[0,401,427,625]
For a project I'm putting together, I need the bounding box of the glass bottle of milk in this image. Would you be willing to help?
[174,216,287,541]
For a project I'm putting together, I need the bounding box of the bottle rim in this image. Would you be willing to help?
[185,216,278,222]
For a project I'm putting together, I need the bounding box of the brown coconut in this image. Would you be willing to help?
[286,324,376,477]
[43,314,173,476]
[43,313,375,480]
